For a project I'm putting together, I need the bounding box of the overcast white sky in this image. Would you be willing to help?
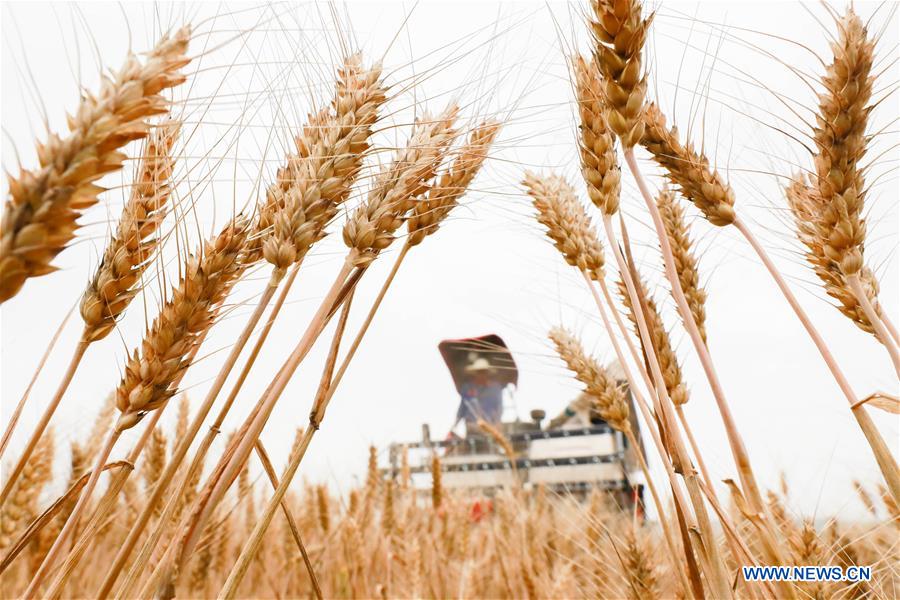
[1,1,897,521]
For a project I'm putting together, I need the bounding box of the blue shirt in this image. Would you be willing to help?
[456,381,504,424]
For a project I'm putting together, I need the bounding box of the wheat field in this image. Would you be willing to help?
[0,1,897,599]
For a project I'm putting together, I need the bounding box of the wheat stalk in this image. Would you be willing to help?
[524,169,698,593]
[640,57,900,507]
[174,110,460,590]
[216,109,470,598]
[0,27,190,302]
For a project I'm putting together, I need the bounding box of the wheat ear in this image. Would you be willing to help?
[607,214,733,597]
[407,121,500,246]
[174,110,459,588]
[548,327,631,432]
[786,177,882,335]
[523,170,695,590]
[547,326,700,577]
[314,120,500,432]
[522,172,604,280]
[573,55,621,215]
[343,106,459,266]
[629,94,790,570]
[0,27,190,302]
[588,0,652,148]
[616,278,688,408]
[81,120,181,341]
[0,428,54,550]
[258,54,385,272]
[656,186,707,344]
[806,10,899,370]
[98,57,386,599]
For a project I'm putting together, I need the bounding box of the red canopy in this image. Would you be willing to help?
[437,334,518,395]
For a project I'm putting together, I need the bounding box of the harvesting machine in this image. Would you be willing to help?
[384,334,645,509]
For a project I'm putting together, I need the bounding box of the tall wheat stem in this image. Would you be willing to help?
[24,427,120,596]
[623,150,794,580]
[43,407,167,598]
[253,440,322,600]
[96,269,284,598]
[112,269,303,599]
[880,314,899,345]
[623,149,769,514]
[846,274,900,375]
[734,217,900,504]
[317,244,408,413]
[0,339,89,507]
[172,258,355,578]
[594,275,759,597]
[581,272,692,593]
[602,215,733,598]
[675,406,716,500]
[217,287,355,599]
[602,274,721,513]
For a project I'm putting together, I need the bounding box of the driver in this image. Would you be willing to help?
[454,358,503,426]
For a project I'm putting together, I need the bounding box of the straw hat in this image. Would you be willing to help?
[465,358,494,373]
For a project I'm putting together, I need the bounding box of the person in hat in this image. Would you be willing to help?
[454,357,504,427]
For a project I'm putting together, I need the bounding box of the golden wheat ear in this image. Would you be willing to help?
[786,175,881,336]
[114,215,250,433]
[407,120,500,246]
[548,326,631,432]
[589,0,652,148]
[0,27,191,303]
[656,186,707,344]
[257,54,387,272]
[523,171,605,281]
[573,54,621,216]
[81,120,181,342]
[343,105,459,267]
